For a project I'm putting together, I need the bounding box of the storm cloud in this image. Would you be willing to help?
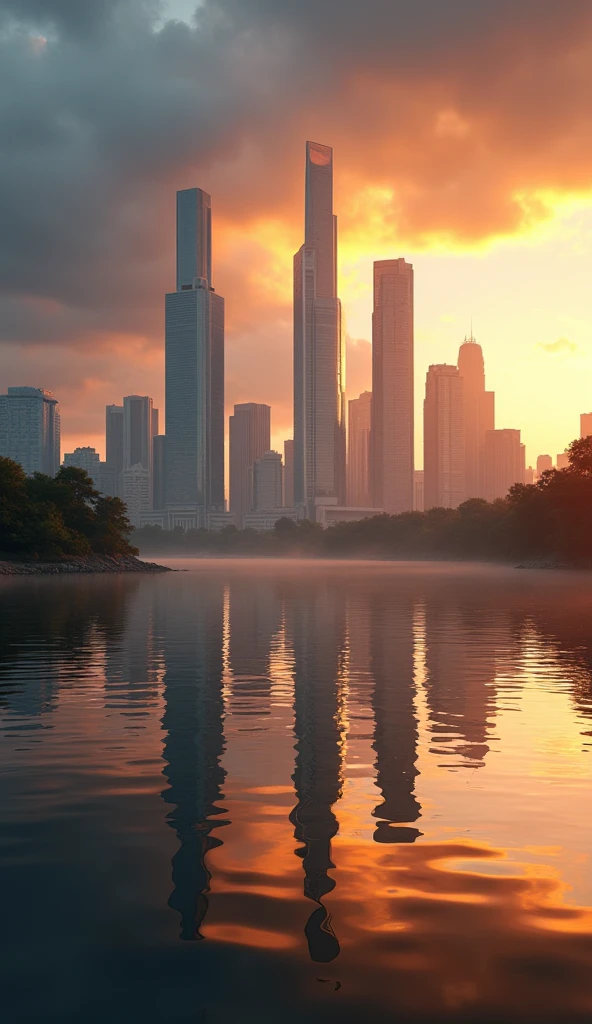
[1,0,592,443]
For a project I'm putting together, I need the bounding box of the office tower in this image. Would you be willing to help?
[556,451,569,470]
[483,429,525,500]
[122,395,154,526]
[457,335,495,499]
[525,465,535,485]
[347,391,372,507]
[581,413,592,438]
[293,141,346,518]
[165,187,224,514]
[253,450,283,511]
[152,435,166,510]
[283,439,294,507]
[423,365,464,510]
[413,470,424,512]
[63,446,101,488]
[371,259,414,513]
[229,403,270,526]
[536,454,553,477]
[0,387,60,476]
[152,408,159,439]
[106,404,124,496]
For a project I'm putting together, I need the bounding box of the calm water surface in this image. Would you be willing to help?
[1,559,592,1022]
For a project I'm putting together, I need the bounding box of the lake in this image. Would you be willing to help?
[1,559,591,1022]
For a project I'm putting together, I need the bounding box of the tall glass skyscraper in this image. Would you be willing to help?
[229,403,271,527]
[371,259,414,514]
[293,142,346,517]
[457,336,494,499]
[0,387,60,476]
[165,188,225,513]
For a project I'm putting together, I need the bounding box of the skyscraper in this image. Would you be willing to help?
[152,435,166,510]
[371,259,414,513]
[536,454,553,477]
[293,142,346,518]
[283,439,294,508]
[122,395,154,526]
[229,403,271,526]
[423,365,464,510]
[457,336,495,499]
[483,430,525,500]
[253,451,283,511]
[165,187,224,514]
[106,404,124,496]
[581,413,592,438]
[63,446,101,488]
[347,391,372,507]
[0,387,60,476]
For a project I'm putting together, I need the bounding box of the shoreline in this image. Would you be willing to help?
[0,554,171,576]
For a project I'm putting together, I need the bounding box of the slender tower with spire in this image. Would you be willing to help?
[293,142,346,518]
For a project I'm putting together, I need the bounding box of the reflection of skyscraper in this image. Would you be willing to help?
[293,142,346,517]
[160,580,227,940]
[287,584,345,963]
[370,596,421,843]
[424,364,464,509]
[423,600,497,768]
[229,403,271,526]
[371,259,414,513]
[347,391,372,507]
[458,336,494,499]
[165,187,224,514]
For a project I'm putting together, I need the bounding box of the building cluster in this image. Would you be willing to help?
[0,142,589,529]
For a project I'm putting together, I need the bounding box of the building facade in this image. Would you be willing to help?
[347,391,372,507]
[371,259,414,513]
[152,435,166,511]
[0,387,60,476]
[63,446,101,487]
[423,365,464,510]
[293,142,346,518]
[536,454,553,478]
[581,413,592,438]
[106,404,124,497]
[165,187,225,514]
[413,470,424,512]
[457,336,494,499]
[253,450,283,511]
[229,403,270,526]
[483,429,525,501]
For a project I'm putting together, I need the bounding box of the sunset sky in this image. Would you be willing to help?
[1,0,592,468]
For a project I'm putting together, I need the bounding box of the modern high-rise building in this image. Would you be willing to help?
[293,142,346,518]
[556,451,570,470]
[483,429,525,501]
[457,336,494,499]
[253,450,283,511]
[283,439,294,508]
[63,446,101,487]
[165,187,225,515]
[581,413,592,438]
[423,365,464,510]
[347,391,372,507]
[536,454,553,478]
[106,404,124,496]
[0,387,60,476]
[229,403,271,526]
[122,395,155,525]
[371,259,414,513]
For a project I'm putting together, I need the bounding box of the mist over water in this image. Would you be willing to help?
[1,560,592,1022]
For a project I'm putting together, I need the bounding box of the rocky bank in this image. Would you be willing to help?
[0,555,170,576]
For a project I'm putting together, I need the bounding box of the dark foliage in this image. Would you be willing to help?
[0,459,137,560]
[133,437,592,564]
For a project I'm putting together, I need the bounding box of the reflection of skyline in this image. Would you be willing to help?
[370,594,421,843]
[286,582,346,963]
[160,579,228,941]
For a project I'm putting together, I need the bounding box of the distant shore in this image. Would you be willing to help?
[0,555,171,576]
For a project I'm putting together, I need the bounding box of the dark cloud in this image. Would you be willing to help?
[1,0,592,441]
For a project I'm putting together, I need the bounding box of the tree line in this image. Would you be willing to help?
[134,436,592,563]
[0,458,137,560]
